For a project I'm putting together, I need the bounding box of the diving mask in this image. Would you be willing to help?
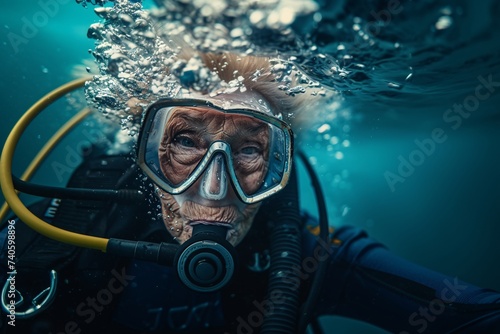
[137,97,294,204]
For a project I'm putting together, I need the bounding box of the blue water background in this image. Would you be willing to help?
[1,1,500,333]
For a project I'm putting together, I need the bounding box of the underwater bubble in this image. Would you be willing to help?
[341,206,350,217]
[230,28,244,38]
[313,12,322,23]
[135,18,149,28]
[387,82,403,89]
[94,7,116,20]
[317,123,330,134]
[119,13,134,24]
[334,151,344,160]
[287,85,305,95]
[249,10,265,26]
[435,15,453,30]
[275,271,286,278]
[278,7,296,26]
[283,75,293,84]
[440,6,453,16]
[200,5,214,17]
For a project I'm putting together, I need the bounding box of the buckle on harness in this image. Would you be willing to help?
[1,270,58,319]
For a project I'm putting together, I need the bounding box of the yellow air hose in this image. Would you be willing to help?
[0,78,108,251]
[0,107,92,222]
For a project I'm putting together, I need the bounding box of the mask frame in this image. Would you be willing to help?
[136,98,294,204]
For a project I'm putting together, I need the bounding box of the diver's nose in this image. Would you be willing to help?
[200,153,228,200]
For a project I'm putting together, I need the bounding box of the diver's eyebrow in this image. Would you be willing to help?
[240,123,267,136]
[227,120,268,141]
[169,109,207,127]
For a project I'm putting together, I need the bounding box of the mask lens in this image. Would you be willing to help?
[138,100,292,203]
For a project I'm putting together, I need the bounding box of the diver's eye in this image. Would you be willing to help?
[240,146,260,155]
[174,135,196,148]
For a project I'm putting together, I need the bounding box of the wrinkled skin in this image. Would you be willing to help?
[156,189,262,245]
[157,107,270,245]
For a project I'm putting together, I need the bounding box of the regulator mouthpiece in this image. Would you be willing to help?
[175,224,237,292]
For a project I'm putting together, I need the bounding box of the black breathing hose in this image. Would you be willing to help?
[297,151,330,333]
[261,167,303,334]
[12,175,144,203]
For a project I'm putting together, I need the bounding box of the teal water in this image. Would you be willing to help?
[1,1,499,333]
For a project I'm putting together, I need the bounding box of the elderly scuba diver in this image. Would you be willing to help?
[1,52,500,334]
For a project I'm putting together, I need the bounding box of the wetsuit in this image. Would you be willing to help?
[1,155,499,333]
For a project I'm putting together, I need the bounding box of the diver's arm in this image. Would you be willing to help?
[309,225,500,333]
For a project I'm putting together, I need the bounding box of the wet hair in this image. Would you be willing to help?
[200,53,298,115]
[192,52,321,131]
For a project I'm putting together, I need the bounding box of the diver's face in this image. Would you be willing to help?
[156,107,270,245]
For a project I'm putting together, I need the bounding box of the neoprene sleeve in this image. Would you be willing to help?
[310,225,500,333]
